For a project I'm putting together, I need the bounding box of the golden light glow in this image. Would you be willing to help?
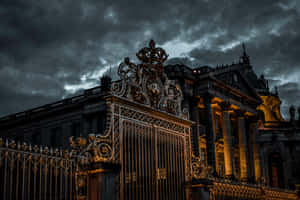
[257,95,285,123]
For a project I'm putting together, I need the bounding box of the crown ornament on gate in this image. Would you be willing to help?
[111,40,188,119]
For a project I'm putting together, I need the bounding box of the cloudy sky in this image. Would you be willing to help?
[1,0,300,119]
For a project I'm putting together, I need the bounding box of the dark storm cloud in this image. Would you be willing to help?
[0,0,300,119]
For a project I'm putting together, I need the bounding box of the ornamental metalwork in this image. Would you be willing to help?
[191,153,213,179]
[111,40,187,119]
[0,138,77,200]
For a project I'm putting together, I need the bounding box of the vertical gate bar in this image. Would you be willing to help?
[65,161,68,200]
[164,132,171,200]
[144,126,149,200]
[157,130,161,200]
[167,133,171,200]
[148,126,152,200]
[33,159,37,200]
[60,159,63,200]
[128,121,131,200]
[55,159,58,200]
[3,150,8,200]
[131,122,134,200]
[162,132,165,200]
[161,132,164,200]
[16,152,20,200]
[49,158,53,200]
[160,132,163,200]
[137,124,139,200]
[141,126,144,200]
[173,135,177,200]
[22,153,26,200]
[181,139,185,200]
[178,137,182,200]
[27,155,31,200]
[170,133,174,200]
[132,122,135,200]
[44,158,48,200]
[128,122,131,200]
[134,124,137,200]
[151,126,154,200]
[146,127,149,200]
[129,122,131,200]
[69,161,72,200]
[141,126,145,200]
[166,133,171,200]
[122,120,126,200]
[172,135,177,200]
[154,126,158,200]
[125,121,129,200]
[145,127,149,200]
[137,125,141,200]
[174,136,178,200]
[39,157,42,200]
[9,153,14,200]
[137,124,140,200]
[156,130,159,200]
[176,136,180,200]
[131,122,135,200]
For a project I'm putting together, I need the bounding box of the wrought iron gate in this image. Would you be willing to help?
[121,120,186,200]
[0,138,80,200]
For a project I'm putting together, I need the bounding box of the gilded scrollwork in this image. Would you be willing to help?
[69,134,113,165]
[191,153,213,179]
[111,39,188,119]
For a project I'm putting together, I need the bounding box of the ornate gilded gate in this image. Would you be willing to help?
[0,139,77,200]
[121,116,187,200]
[110,40,194,200]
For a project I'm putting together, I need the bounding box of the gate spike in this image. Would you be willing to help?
[17,141,21,150]
[5,138,9,147]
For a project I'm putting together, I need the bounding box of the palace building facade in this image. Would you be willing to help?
[0,40,299,200]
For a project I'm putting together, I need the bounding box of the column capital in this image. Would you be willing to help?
[219,101,231,111]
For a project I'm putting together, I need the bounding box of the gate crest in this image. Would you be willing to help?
[111,40,187,119]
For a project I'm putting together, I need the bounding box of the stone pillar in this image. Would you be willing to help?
[204,95,216,171]
[251,123,262,182]
[88,170,103,200]
[236,110,249,181]
[220,101,234,178]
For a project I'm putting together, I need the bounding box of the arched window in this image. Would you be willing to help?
[268,153,284,188]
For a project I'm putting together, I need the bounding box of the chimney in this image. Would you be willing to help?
[100,75,112,92]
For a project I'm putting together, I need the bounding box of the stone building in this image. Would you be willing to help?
[0,40,299,200]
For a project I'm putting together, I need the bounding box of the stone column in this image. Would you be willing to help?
[236,110,249,181]
[88,170,103,200]
[220,101,234,178]
[204,95,216,171]
[251,122,262,182]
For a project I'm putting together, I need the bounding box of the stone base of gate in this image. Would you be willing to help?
[87,162,120,200]
[191,178,299,200]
